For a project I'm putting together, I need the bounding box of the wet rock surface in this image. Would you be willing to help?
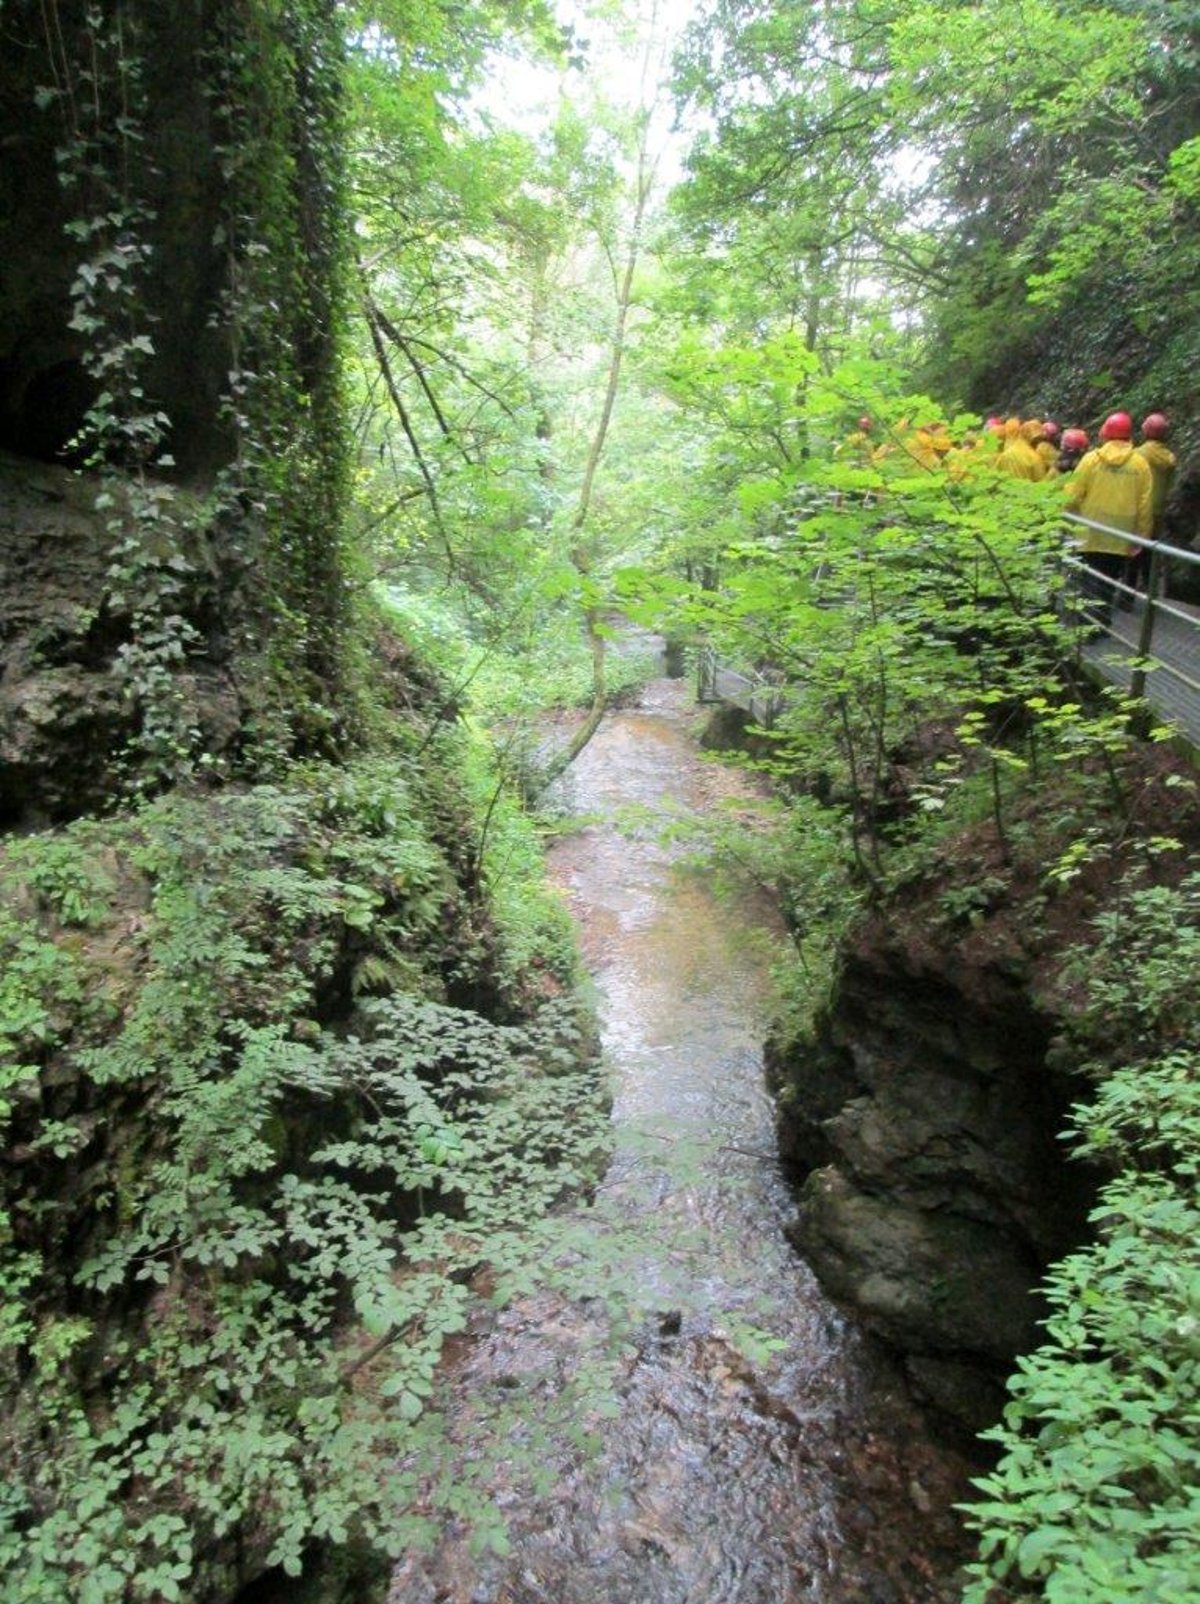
[771,928,1095,1435]
[0,453,242,825]
[386,680,973,1603]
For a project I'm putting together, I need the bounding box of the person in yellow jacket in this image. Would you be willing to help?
[1128,412,1177,594]
[837,414,876,463]
[1036,420,1061,475]
[898,420,951,470]
[1057,427,1089,476]
[1136,413,1176,536]
[997,417,1047,480]
[1063,411,1153,622]
[944,431,980,483]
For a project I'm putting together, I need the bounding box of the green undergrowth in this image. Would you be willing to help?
[379,583,658,719]
[0,724,607,1598]
[457,721,578,999]
[961,869,1200,1604]
[696,679,1200,1599]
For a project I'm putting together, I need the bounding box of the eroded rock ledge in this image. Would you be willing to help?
[768,923,1095,1437]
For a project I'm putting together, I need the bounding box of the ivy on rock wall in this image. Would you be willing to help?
[206,0,353,746]
[0,0,352,811]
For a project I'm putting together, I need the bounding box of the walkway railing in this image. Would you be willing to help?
[697,646,788,726]
[698,515,1200,745]
[1063,514,1200,737]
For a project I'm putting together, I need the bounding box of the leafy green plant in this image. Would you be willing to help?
[0,747,607,1600]
[962,867,1200,1603]
[936,873,1008,928]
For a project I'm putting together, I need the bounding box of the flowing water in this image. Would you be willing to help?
[387,678,973,1604]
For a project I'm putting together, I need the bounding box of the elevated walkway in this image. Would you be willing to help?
[698,654,787,726]
[700,516,1200,747]
[1065,516,1200,742]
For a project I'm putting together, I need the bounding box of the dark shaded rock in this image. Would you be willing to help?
[771,929,1095,1435]
[698,702,774,759]
[0,453,243,825]
[0,665,127,824]
[903,1355,1008,1440]
[0,1,234,475]
[791,1169,1042,1363]
[232,1543,391,1604]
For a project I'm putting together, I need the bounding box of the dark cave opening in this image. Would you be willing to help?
[0,356,98,466]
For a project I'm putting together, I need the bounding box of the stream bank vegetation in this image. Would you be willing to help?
[633,344,1200,1602]
[0,672,611,1600]
[1,2,621,1596]
[964,871,1200,1603]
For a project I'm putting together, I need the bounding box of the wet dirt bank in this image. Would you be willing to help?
[387,679,975,1604]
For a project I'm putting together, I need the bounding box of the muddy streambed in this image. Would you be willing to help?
[386,679,973,1604]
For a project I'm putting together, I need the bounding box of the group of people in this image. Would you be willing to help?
[1053,412,1177,601]
[845,409,1180,614]
[981,410,1177,610]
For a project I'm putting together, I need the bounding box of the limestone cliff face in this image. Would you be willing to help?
[0,454,245,826]
[0,2,349,826]
[768,925,1095,1436]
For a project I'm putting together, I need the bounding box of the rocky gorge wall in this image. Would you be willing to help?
[768,918,1096,1438]
[0,1,351,827]
[0,454,248,826]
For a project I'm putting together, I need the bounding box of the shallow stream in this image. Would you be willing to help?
[387,678,972,1604]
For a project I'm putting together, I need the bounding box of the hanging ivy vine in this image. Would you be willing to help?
[36,0,352,793]
[205,0,354,763]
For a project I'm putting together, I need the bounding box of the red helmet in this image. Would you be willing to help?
[857,414,873,432]
[1141,412,1169,440]
[1099,411,1133,441]
[1042,420,1060,439]
[1061,428,1089,452]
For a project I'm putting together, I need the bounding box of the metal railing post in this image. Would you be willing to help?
[697,644,717,703]
[1131,545,1162,701]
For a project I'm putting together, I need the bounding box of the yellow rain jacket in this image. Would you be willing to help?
[997,434,1046,481]
[902,427,945,470]
[1064,441,1153,555]
[944,435,980,482]
[1136,439,1177,535]
[836,430,872,467]
[1036,440,1060,474]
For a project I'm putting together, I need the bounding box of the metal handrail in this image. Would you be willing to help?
[1063,512,1200,567]
[1062,520,1200,707]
